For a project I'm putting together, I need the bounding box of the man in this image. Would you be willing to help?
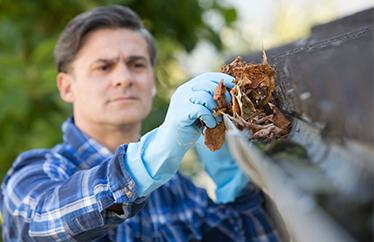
[0,5,279,242]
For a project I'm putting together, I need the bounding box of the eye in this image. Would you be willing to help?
[135,63,146,68]
[128,59,148,70]
[97,64,112,72]
[132,62,146,69]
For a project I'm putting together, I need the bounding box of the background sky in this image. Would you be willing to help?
[179,0,374,76]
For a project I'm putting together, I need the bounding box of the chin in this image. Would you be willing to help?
[112,109,150,125]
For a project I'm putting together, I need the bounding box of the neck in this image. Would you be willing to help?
[74,118,141,152]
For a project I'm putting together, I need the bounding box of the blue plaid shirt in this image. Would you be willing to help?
[0,117,279,241]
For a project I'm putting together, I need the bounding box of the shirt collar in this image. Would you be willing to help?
[62,117,113,169]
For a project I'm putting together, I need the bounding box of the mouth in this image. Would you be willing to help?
[110,96,138,103]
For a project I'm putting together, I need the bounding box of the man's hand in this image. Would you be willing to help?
[195,136,250,203]
[124,72,235,197]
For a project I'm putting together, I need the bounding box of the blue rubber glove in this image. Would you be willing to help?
[124,72,235,197]
[195,135,250,203]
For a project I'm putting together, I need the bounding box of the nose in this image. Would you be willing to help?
[112,63,133,88]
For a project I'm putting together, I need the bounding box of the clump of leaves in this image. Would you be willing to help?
[204,50,291,151]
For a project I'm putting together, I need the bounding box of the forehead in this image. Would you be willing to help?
[77,28,150,61]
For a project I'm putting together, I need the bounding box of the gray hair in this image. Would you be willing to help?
[54,5,156,73]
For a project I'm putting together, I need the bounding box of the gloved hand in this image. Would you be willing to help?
[195,135,250,203]
[124,72,235,197]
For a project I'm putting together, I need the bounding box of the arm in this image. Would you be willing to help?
[123,72,236,197]
[1,146,144,241]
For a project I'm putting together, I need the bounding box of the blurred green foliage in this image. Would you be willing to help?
[0,0,237,192]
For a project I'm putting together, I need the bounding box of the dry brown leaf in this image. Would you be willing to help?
[203,80,229,151]
[213,79,228,111]
[270,103,291,131]
[204,122,226,151]
[230,87,240,116]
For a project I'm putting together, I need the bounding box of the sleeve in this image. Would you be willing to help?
[201,183,280,242]
[1,145,146,241]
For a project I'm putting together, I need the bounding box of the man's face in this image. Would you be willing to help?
[59,28,156,128]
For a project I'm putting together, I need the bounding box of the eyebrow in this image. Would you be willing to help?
[90,57,119,67]
[127,56,148,62]
[90,55,148,67]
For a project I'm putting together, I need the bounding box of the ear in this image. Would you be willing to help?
[57,72,75,103]
[151,86,157,97]
[151,73,157,97]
